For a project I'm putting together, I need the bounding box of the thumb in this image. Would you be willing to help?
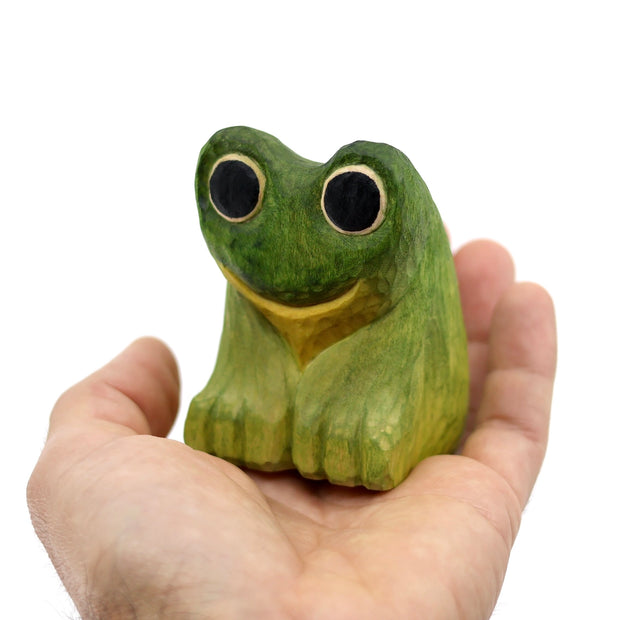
[48,336,180,441]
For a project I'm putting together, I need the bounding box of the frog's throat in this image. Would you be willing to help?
[218,264,389,369]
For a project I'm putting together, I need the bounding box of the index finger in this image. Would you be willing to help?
[462,282,557,509]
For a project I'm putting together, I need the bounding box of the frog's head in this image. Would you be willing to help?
[195,126,438,308]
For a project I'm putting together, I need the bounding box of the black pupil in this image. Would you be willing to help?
[210,160,260,219]
[324,171,381,232]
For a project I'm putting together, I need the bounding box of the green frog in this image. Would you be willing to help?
[184,126,468,490]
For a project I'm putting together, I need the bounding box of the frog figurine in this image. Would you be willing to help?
[184,126,469,490]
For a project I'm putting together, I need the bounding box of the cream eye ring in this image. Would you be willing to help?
[209,153,266,222]
[321,164,387,235]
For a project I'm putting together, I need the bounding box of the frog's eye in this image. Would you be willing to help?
[321,165,386,235]
[209,155,265,222]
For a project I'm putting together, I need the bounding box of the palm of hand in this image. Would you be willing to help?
[28,241,556,619]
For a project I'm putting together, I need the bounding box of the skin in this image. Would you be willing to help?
[28,240,557,619]
[185,127,469,489]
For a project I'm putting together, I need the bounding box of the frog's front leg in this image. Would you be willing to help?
[185,284,300,470]
[292,306,421,490]
[292,293,467,490]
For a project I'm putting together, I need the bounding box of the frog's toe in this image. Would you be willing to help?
[321,427,362,486]
[293,408,365,487]
[185,395,243,459]
[358,415,416,490]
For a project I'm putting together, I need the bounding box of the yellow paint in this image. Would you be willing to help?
[219,264,389,368]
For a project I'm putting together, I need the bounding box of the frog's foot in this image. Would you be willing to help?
[292,399,416,491]
[185,393,293,471]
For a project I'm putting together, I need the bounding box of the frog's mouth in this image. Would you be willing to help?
[218,263,388,368]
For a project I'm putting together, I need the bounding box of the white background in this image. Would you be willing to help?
[2,1,618,617]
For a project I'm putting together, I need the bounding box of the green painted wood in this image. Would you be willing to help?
[185,126,468,490]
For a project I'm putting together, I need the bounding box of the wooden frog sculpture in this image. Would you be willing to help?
[184,126,468,490]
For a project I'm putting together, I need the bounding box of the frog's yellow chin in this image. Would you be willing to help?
[218,264,387,368]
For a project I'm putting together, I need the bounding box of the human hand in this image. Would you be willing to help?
[28,239,556,619]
